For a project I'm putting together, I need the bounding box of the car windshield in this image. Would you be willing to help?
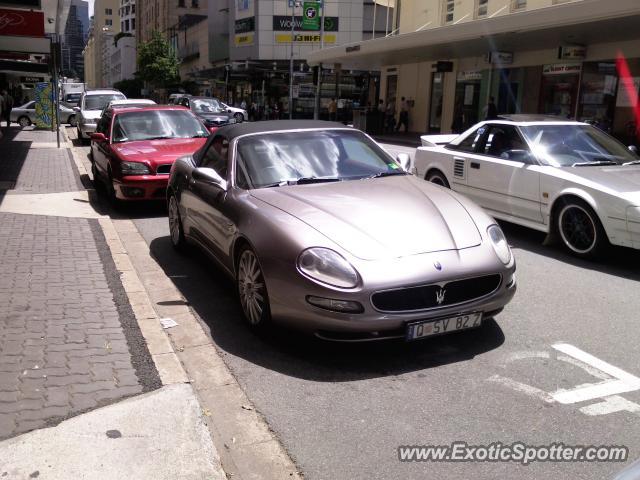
[111,110,208,143]
[65,93,81,103]
[520,124,638,167]
[235,130,405,189]
[84,94,125,111]
[192,98,223,114]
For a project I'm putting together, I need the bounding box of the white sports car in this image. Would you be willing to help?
[414,115,640,258]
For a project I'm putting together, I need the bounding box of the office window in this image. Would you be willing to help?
[132,4,135,13]
[125,19,129,31]
[477,0,488,17]
[105,19,112,25]
[191,0,198,7]
[121,20,124,30]
[178,0,185,7]
[444,0,454,24]
[105,8,112,14]
[132,18,135,30]
[511,0,526,9]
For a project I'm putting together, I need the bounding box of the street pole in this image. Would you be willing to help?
[313,1,324,120]
[289,1,299,120]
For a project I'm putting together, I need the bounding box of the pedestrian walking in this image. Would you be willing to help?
[484,96,498,120]
[1,89,13,128]
[328,98,337,121]
[385,99,395,133]
[395,96,409,133]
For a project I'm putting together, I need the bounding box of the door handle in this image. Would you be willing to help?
[470,162,480,169]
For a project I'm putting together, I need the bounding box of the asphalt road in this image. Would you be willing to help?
[74,135,640,480]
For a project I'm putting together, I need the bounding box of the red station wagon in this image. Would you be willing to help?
[90,105,210,205]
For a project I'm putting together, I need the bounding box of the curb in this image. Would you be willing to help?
[66,128,302,480]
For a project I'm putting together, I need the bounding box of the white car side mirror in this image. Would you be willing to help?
[396,153,414,173]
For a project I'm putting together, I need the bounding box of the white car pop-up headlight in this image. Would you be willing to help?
[487,225,512,265]
[297,248,359,288]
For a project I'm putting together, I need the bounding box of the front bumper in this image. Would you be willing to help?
[265,247,517,341]
[113,175,169,201]
[78,122,97,135]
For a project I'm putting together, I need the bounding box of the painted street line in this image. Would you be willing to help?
[551,343,640,404]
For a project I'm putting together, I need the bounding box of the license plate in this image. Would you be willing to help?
[406,312,482,341]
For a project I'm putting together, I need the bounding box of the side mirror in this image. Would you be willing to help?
[208,126,219,134]
[73,106,80,112]
[90,132,108,143]
[396,152,414,173]
[192,167,227,191]
[629,145,639,155]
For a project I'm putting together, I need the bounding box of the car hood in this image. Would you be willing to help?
[111,138,207,166]
[559,165,640,200]
[81,110,102,121]
[251,175,482,260]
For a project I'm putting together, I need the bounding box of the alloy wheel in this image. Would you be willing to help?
[237,249,268,326]
[168,195,185,249]
[558,204,597,255]
[234,112,244,123]
[18,116,31,127]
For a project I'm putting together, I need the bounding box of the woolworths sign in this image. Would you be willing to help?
[272,16,338,31]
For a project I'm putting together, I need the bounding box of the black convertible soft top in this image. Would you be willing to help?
[215,120,351,139]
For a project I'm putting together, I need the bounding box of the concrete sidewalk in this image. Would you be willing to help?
[0,127,226,479]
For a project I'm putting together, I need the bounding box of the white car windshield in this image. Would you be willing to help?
[235,130,405,189]
[192,99,223,114]
[111,110,208,143]
[521,125,639,167]
[84,94,125,111]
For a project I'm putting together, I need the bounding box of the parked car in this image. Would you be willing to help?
[167,120,516,340]
[177,96,235,131]
[11,101,78,127]
[415,115,640,258]
[100,99,156,118]
[168,93,191,105]
[76,89,126,143]
[219,101,248,123]
[90,105,209,205]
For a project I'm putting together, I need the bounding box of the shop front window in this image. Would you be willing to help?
[540,64,581,118]
[578,62,618,133]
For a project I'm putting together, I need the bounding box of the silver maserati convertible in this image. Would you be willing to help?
[167,121,517,341]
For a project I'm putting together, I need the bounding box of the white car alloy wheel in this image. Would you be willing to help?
[18,116,31,127]
[234,112,244,123]
[237,248,269,327]
[168,195,185,250]
[557,201,602,257]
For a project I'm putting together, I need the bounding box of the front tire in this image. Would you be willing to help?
[234,112,244,123]
[556,199,606,259]
[168,194,186,251]
[106,169,123,210]
[18,116,31,127]
[236,246,271,329]
[426,170,450,188]
[68,115,77,127]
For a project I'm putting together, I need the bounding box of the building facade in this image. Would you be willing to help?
[308,0,640,144]
[62,0,89,80]
[83,0,121,88]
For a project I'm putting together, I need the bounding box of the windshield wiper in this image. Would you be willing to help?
[260,177,341,188]
[145,136,174,141]
[363,171,408,179]
[572,160,618,167]
[622,160,640,166]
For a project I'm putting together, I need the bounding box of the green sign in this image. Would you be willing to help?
[302,1,320,30]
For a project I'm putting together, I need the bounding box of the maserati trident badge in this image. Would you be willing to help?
[436,288,446,305]
[434,261,442,271]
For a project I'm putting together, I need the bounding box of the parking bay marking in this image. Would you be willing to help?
[489,343,640,416]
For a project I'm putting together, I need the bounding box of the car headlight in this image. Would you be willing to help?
[121,162,150,175]
[487,225,512,265]
[297,248,359,288]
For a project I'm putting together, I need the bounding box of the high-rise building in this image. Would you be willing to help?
[62,0,89,80]
[83,0,121,87]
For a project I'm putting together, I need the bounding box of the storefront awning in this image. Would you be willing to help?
[307,0,640,69]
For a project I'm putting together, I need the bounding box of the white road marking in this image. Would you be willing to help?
[551,343,640,404]
[579,395,640,416]
[556,354,612,380]
[487,374,555,403]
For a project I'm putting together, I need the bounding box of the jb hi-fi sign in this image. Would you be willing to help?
[0,8,45,36]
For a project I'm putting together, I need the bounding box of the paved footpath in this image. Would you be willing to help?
[0,127,224,479]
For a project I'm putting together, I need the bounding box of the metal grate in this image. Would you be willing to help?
[371,274,502,312]
[453,158,465,178]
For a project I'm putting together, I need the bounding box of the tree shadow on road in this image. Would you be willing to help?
[149,235,506,382]
[500,221,640,282]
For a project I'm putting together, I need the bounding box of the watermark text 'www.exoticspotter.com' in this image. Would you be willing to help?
[398,442,628,466]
